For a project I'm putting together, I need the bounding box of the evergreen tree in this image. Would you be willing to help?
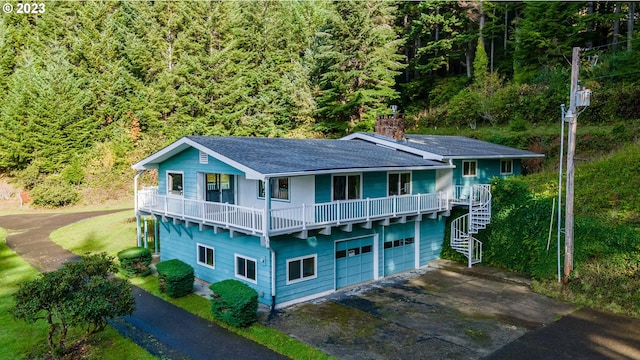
[313,0,404,133]
[0,50,95,173]
[513,1,583,83]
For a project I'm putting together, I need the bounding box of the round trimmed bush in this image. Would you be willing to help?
[117,247,153,277]
[156,259,194,298]
[209,279,258,327]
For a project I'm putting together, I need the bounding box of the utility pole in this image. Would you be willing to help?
[563,47,580,283]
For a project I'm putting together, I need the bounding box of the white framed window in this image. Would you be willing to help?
[167,171,184,196]
[286,254,317,284]
[197,243,215,269]
[332,174,361,201]
[258,177,289,201]
[462,161,477,177]
[388,172,411,196]
[235,254,257,284]
[501,159,513,175]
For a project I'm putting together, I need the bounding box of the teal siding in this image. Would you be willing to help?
[159,216,448,307]
[419,217,446,267]
[159,221,272,306]
[412,170,436,194]
[158,147,244,198]
[452,158,524,187]
[514,159,522,174]
[452,159,500,187]
[315,174,332,203]
[362,172,387,198]
[269,227,375,305]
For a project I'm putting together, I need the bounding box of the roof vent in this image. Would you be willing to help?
[199,151,208,164]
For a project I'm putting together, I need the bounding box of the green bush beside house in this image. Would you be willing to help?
[210,279,258,328]
[156,259,194,298]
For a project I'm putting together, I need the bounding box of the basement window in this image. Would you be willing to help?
[287,254,317,284]
[235,254,257,284]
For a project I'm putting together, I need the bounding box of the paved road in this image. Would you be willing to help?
[0,211,288,360]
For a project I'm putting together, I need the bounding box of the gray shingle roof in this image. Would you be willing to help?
[353,133,544,159]
[186,136,448,176]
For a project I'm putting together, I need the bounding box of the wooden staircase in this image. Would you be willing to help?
[450,185,492,267]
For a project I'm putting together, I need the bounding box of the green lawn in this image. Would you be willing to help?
[50,209,139,256]
[51,211,333,359]
[0,227,156,359]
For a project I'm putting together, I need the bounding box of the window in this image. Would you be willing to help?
[501,159,513,175]
[333,174,361,201]
[235,254,257,283]
[167,172,184,196]
[258,177,289,200]
[388,172,411,196]
[197,243,214,269]
[462,161,477,177]
[287,255,317,284]
[384,237,414,249]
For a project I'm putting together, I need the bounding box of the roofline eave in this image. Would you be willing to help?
[262,164,455,178]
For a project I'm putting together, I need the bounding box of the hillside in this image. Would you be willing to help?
[1,1,639,207]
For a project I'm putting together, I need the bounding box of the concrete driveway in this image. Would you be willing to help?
[264,260,575,360]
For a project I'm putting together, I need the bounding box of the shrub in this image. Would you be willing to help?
[11,253,134,355]
[209,279,258,327]
[155,259,194,298]
[30,174,80,207]
[117,247,153,277]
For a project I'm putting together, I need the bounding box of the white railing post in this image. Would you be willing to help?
[336,201,341,225]
[417,194,421,213]
[393,196,397,217]
[302,204,306,230]
[225,202,229,226]
[366,198,370,221]
[468,237,473,268]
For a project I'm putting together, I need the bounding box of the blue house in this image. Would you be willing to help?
[132,116,543,309]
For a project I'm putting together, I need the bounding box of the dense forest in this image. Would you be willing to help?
[0,1,639,206]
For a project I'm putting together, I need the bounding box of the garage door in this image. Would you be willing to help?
[383,237,415,275]
[335,237,374,289]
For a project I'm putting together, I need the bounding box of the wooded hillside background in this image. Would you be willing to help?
[1,1,639,205]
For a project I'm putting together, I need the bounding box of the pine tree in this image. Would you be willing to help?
[313,0,404,133]
[0,50,95,173]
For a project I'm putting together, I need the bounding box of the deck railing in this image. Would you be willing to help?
[137,189,449,236]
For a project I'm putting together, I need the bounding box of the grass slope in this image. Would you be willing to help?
[0,228,155,359]
[50,210,138,256]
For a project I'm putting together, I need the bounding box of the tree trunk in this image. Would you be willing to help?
[504,4,508,50]
[613,2,621,50]
[628,2,635,52]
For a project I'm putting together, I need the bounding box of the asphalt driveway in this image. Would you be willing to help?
[263,260,640,360]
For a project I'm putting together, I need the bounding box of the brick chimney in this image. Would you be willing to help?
[375,113,406,140]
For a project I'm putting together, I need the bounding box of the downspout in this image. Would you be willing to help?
[271,249,276,311]
[262,176,276,310]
